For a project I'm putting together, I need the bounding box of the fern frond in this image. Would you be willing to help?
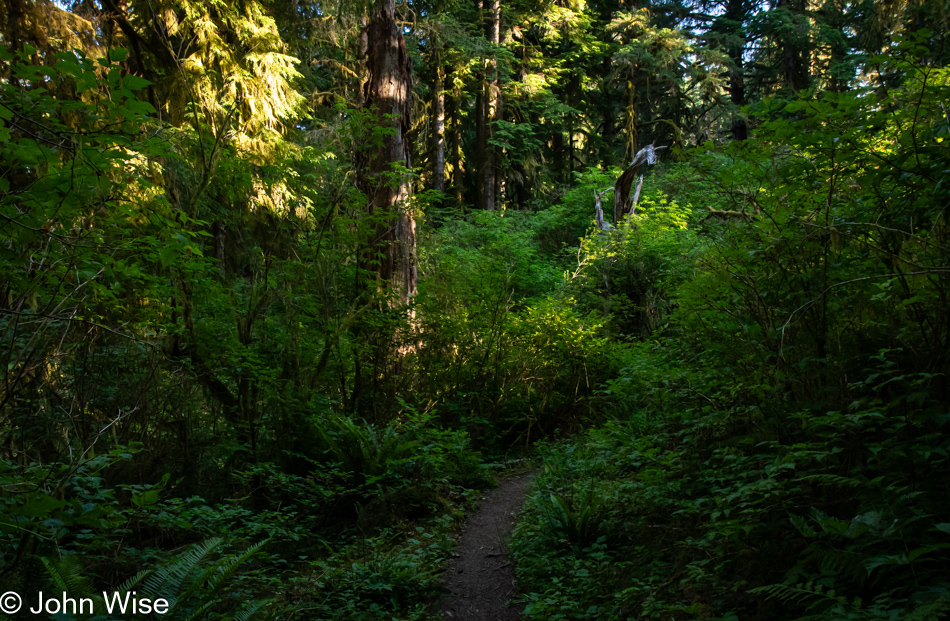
[117,568,152,593]
[798,546,866,585]
[41,556,95,599]
[204,538,269,596]
[233,599,270,621]
[799,474,863,488]
[904,597,950,621]
[749,580,842,610]
[142,538,224,609]
[180,598,216,621]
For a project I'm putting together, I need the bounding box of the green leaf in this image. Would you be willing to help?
[159,247,178,269]
[132,490,161,508]
[123,75,152,91]
[15,497,66,518]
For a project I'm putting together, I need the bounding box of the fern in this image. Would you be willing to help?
[203,538,269,596]
[318,416,419,481]
[541,492,601,550]
[116,567,152,593]
[41,556,96,599]
[39,555,156,620]
[749,580,844,611]
[180,599,217,621]
[40,556,108,614]
[142,537,224,608]
[904,597,950,621]
[132,538,269,620]
[797,546,867,585]
[233,599,271,621]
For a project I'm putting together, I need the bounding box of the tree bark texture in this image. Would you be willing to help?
[451,90,463,205]
[475,78,488,208]
[475,0,501,211]
[433,63,446,194]
[357,0,417,301]
[593,190,609,231]
[488,0,502,208]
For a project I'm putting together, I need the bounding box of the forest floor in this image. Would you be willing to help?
[437,472,534,620]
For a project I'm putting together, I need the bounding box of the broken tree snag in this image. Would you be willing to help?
[357,0,417,302]
[614,144,659,225]
[630,175,645,215]
[593,188,612,232]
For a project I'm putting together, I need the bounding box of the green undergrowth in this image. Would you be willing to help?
[513,346,950,620]
[513,51,950,621]
[1,413,494,620]
[277,512,461,620]
[513,298,950,617]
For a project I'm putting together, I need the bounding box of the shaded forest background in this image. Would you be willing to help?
[1,0,949,618]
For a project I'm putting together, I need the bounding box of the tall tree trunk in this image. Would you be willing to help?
[488,0,501,210]
[776,0,810,91]
[475,0,500,211]
[357,0,417,302]
[568,115,575,175]
[728,60,747,140]
[716,0,747,140]
[602,112,615,168]
[567,71,578,173]
[475,82,488,209]
[479,80,495,211]
[551,129,565,182]
[433,63,446,194]
[451,89,463,206]
[492,93,503,210]
[822,2,851,92]
[624,71,638,161]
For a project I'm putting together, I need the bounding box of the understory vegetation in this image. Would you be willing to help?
[512,46,950,619]
[2,0,949,620]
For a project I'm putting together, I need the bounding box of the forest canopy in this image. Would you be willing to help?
[1,0,949,619]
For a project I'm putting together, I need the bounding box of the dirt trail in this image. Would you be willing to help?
[438,472,534,621]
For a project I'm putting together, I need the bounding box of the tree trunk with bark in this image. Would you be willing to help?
[475,76,488,209]
[357,0,417,302]
[725,0,748,140]
[451,89,463,206]
[433,63,446,194]
[488,0,502,210]
[475,0,501,211]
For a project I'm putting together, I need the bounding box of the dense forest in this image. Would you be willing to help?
[1,0,949,618]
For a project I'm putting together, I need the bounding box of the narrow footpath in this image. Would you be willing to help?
[438,473,534,621]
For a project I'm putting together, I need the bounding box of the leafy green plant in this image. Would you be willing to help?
[36,555,148,620]
[25,538,266,620]
[539,492,601,551]
[317,416,419,484]
[137,538,270,621]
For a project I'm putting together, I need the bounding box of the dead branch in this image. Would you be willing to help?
[614,145,662,224]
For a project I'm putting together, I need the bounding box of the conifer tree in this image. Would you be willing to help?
[357,0,417,300]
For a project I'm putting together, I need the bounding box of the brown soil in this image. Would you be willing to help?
[438,473,534,621]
